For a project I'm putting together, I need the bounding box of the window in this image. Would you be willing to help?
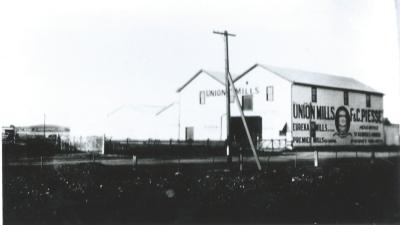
[266,86,274,101]
[311,87,317,102]
[344,91,349,106]
[242,95,253,111]
[366,94,371,107]
[199,91,205,105]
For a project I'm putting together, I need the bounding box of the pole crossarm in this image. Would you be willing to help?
[213,30,236,37]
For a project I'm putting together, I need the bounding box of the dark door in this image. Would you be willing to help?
[185,127,194,141]
[230,116,262,149]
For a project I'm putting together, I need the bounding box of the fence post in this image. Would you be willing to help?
[271,139,274,151]
[111,140,114,153]
[132,155,137,168]
[239,147,243,173]
[336,150,338,162]
[314,149,318,167]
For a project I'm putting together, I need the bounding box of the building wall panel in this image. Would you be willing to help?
[292,84,384,147]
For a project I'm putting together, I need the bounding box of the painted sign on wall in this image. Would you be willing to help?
[292,103,384,146]
[199,87,260,98]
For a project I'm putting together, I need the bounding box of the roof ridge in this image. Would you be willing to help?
[249,63,382,95]
[260,63,355,80]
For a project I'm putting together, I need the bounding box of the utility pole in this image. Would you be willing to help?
[310,102,318,167]
[395,0,400,95]
[213,30,236,165]
[43,113,46,138]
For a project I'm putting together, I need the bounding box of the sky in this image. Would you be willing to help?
[0,0,399,138]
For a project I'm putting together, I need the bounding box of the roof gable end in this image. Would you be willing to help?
[177,70,234,93]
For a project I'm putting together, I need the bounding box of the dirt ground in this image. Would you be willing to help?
[3,152,400,225]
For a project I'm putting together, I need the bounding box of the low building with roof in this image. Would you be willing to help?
[176,64,384,149]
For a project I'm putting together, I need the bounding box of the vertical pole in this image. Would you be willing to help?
[213,30,236,167]
[220,114,224,140]
[310,102,318,167]
[239,147,243,173]
[43,113,46,138]
[395,0,400,96]
[102,134,105,154]
[314,150,318,167]
[178,97,181,140]
[370,150,375,164]
[271,139,274,151]
[224,31,232,165]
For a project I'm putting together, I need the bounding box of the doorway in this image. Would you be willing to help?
[185,127,194,141]
[230,116,262,149]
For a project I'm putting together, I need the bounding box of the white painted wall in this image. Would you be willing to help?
[292,84,384,147]
[178,66,292,142]
[232,66,292,141]
[178,72,226,140]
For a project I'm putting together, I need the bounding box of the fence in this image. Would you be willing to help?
[104,138,226,156]
[258,138,293,152]
[103,137,296,156]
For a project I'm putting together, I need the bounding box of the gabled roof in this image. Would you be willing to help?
[176,69,237,93]
[235,63,383,95]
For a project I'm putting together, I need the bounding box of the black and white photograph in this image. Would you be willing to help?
[1,0,400,224]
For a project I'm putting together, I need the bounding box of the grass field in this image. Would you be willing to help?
[3,151,400,225]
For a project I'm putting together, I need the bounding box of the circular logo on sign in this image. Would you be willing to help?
[334,106,352,138]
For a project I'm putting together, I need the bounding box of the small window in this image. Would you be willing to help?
[344,91,349,106]
[199,91,205,105]
[266,86,274,101]
[311,87,317,103]
[366,94,371,107]
[242,95,253,111]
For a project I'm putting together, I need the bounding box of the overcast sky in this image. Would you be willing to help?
[1,0,399,137]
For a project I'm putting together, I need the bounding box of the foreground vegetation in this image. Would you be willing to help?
[3,157,400,224]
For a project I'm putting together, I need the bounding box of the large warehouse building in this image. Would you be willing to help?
[176,64,385,149]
